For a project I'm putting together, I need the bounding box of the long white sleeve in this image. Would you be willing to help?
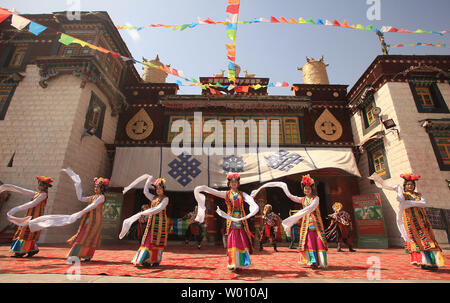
[28,195,105,232]
[143,176,155,201]
[6,192,47,226]
[0,184,37,197]
[123,174,153,195]
[193,185,227,223]
[119,197,169,239]
[62,168,89,202]
[250,181,302,203]
[282,196,320,238]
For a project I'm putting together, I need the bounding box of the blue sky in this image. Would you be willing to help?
[2,0,449,95]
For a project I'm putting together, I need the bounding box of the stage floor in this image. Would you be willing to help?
[0,243,449,281]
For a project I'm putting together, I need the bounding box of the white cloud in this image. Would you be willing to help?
[125,22,141,42]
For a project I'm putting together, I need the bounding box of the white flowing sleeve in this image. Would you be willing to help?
[62,168,89,202]
[142,176,155,201]
[193,185,227,223]
[0,184,37,197]
[119,197,169,239]
[395,185,427,243]
[123,174,153,195]
[241,192,259,220]
[6,192,47,227]
[250,181,302,203]
[367,172,397,191]
[281,196,320,238]
[28,195,105,232]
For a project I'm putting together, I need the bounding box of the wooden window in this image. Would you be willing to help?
[268,117,283,145]
[0,85,16,120]
[219,116,234,144]
[415,86,434,109]
[367,141,391,180]
[429,131,450,170]
[9,46,27,67]
[283,117,300,144]
[364,102,376,127]
[84,92,106,139]
[167,115,185,143]
[234,116,249,145]
[409,81,449,113]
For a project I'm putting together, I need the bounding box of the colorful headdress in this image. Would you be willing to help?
[226,173,241,180]
[400,173,421,181]
[301,174,315,187]
[152,178,166,187]
[36,176,53,184]
[94,177,110,186]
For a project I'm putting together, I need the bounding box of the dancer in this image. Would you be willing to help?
[27,168,108,262]
[194,173,259,271]
[183,206,204,249]
[251,175,328,269]
[369,172,445,270]
[119,174,169,267]
[136,203,150,241]
[259,204,282,252]
[325,202,356,252]
[0,176,53,257]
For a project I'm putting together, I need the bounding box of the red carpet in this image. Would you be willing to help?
[0,243,449,281]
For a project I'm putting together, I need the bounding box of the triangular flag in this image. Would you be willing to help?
[307,18,315,24]
[58,33,75,46]
[226,14,238,24]
[281,82,290,87]
[197,17,207,25]
[171,68,179,76]
[333,20,340,26]
[325,20,333,26]
[227,56,236,61]
[172,25,182,31]
[11,14,30,30]
[280,17,288,23]
[226,30,237,42]
[28,21,47,36]
[380,26,392,32]
[180,24,190,31]
[298,17,307,24]
[316,19,324,25]
[204,17,216,24]
[0,9,11,24]
[268,83,274,87]
[178,70,185,78]
[226,5,240,14]
[388,27,399,32]
[225,43,235,50]
[288,18,298,23]
[275,82,282,87]
[259,18,269,22]
[341,20,350,28]
[271,16,280,23]
[356,24,365,30]
[226,22,237,31]
[365,25,374,31]
[176,80,182,86]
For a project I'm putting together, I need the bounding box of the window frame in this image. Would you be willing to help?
[84,92,106,139]
[0,84,17,120]
[366,140,391,180]
[428,131,450,171]
[409,80,449,114]
[360,96,380,135]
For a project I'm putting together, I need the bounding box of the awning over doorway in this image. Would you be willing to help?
[110,147,361,191]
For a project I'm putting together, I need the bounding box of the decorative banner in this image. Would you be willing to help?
[388,42,450,48]
[352,193,388,248]
[225,0,241,83]
[115,15,449,35]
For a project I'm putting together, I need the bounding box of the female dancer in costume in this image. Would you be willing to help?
[119,174,169,267]
[194,173,259,271]
[28,168,108,262]
[369,172,445,270]
[0,176,53,257]
[251,175,328,269]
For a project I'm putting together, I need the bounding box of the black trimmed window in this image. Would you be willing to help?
[428,131,450,171]
[0,85,16,120]
[0,43,30,72]
[84,92,106,139]
[360,95,380,135]
[409,79,449,113]
[367,140,391,180]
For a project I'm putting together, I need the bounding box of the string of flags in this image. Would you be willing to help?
[388,42,450,49]
[116,16,449,35]
[225,0,240,83]
[1,7,448,94]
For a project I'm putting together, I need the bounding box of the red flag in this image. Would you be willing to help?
[171,68,179,76]
[281,82,290,87]
[271,16,280,23]
[111,52,121,59]
[204,17,216,24]
[235,86,249,93]
[226,5,240,14]
[209,88,221,95]
[163,65,171,73]
[333,20,340,26]
[227,56,236,61]
[388,27,399,32]
[0,8,11,24]
[279,17,288,23]
[341,20,350,28]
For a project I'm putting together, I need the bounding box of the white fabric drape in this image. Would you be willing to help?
[367,172,427,242]
[28,168,105,232]
[0,184,45,226]
[193,185,259,223]
[11,14,31,30]
[118,174,169,239]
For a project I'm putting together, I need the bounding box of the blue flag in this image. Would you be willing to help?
[29,22,47,36]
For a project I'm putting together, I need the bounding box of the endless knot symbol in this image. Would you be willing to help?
[264,150,303,172]
[222,155,245,173]
[168,153,202,186]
